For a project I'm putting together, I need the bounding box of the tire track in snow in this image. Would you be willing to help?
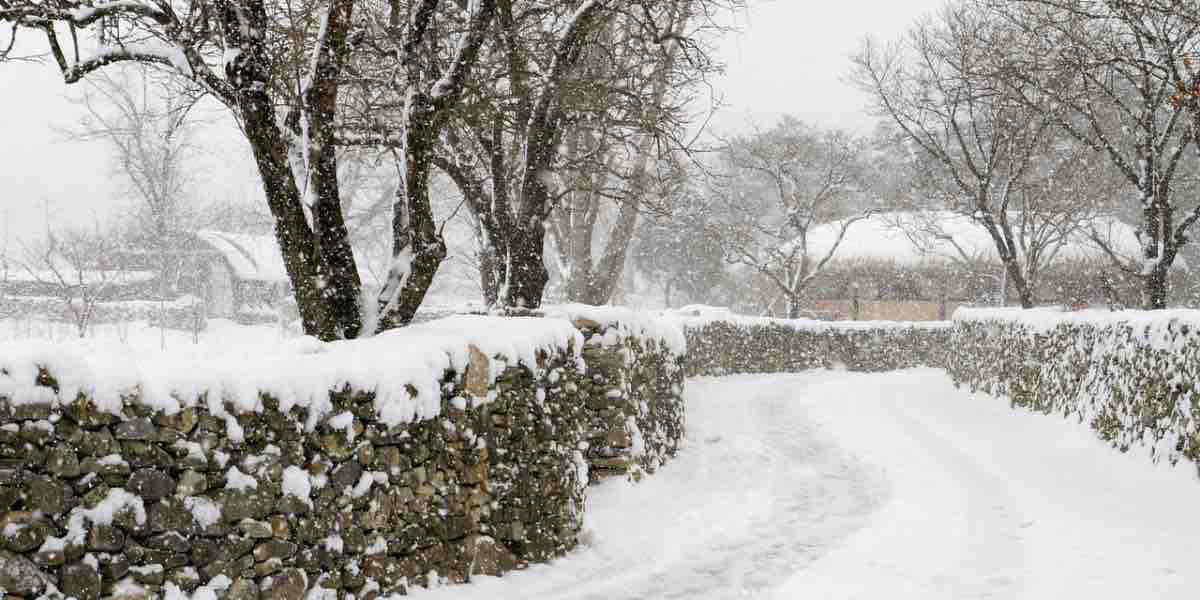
[604,378,886,600]
[879,400,1030,598]
[776,369,1200,600]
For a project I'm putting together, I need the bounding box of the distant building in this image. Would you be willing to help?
[3,230,382,325]
[185,231,375,319]
[191,230,292,318]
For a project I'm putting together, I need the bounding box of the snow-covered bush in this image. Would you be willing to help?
[0,312,686,598]
[948,308,1200,469]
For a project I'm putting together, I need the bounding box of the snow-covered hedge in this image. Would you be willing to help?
[0,312,686,599]
[948,308,1200,470]
[671,309,951,376]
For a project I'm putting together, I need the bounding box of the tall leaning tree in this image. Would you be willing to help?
[1,0,496,339]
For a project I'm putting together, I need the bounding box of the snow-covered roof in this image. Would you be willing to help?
[194,230,291,283]
[802,211,1146,267]
[194,230,380,285]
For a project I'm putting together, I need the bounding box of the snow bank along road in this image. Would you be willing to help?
[412,369,1200,599]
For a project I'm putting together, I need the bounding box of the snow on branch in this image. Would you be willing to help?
[67,0,167,25]
[64,43,193,83]
[430,0,497,109]
[0,0,169,27]
[334,128,405,148]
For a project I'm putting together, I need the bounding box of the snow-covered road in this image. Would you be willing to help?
[411,369,1200,600]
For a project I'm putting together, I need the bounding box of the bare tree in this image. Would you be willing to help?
[62,68,201,327]
[876,132,1114,305]
[419,0,738,310]
[632,188,729,308]
[987,0,1200,308]
[19,223,129,338]
[543,0,728,305]
[852,2,1108,308]
[0,211,12,320]
[717,117,870,318]
[411,0,618,309]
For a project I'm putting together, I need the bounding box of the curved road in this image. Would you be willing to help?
[411,369,1200,600]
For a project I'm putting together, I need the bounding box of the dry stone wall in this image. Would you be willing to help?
[673,314,951,377]
[0,312,688,600]
[544,307,686,482]
[948,308,1200,473]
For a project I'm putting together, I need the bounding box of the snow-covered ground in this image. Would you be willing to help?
[0,317,298,357]
[412,369,1200,599]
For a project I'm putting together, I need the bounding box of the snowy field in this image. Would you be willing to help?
[0,316,328,409]
[0,317,298,359]
[410,369,1200,600]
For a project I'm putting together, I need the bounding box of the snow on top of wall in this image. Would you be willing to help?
[540,304,688,356]
[953,306,1200,338]
[801,211,1144,267]
[665,305,952,331]
[0,315,583,430]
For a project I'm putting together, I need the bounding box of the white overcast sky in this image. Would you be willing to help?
[0,0,942,244]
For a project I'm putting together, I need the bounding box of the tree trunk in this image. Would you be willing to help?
[1144,264,1170,309]
[579,194,640,305]
[503,220,550,308]
[475,221,502,306]
[305,0,362,338]
[786,295,803,319]
[311,150,363,338]
[434,146,505,308]
[551,0,685,308]
[1002,257,1034,309]
[496,0,611,310]
[979,210,1034,310]
[220,0,337,339]
[1140,196,1174,310]
[240,102,331,338]
[376,94,447,330]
